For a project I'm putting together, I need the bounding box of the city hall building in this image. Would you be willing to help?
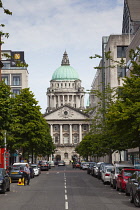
[44,51,90,164]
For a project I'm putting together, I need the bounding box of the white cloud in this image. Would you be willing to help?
[1,0,124,113]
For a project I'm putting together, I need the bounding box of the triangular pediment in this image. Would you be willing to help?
[44,105,89,121]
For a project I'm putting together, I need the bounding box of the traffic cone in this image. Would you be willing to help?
[18,178,24,186]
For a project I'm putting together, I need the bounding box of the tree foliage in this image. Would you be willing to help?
[77,48,140,161]
[7,88,54,160]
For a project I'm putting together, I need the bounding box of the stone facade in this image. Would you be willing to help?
[44,52,90,164]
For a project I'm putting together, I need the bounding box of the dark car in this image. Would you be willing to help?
[87,162,96,174]
[8,165,25,182]
[128,171,140,207]
[40,161,49,171]
[0,168,10,194]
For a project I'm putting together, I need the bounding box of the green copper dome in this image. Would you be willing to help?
[52,51,80,81]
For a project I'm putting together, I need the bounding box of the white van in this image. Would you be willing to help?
[13,162,28,167]
[110,161,134,189]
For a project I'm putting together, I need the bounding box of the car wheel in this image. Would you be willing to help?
[113,181,116,189]
[2,185,6,194]
[134,192,140,207]
[125,188,130,196]
[120,184,124,192]
[130,189,134,203]
[116,184,119,191]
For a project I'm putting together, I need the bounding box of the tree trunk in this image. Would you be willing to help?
[120,151,121,162]
[109,151,112,164]
[31,148,34,164]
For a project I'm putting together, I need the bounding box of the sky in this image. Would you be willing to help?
[1,0,124,113]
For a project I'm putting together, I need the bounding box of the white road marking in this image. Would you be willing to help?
[65,194,68,200]
[64,173,68,209]
[65,201,68,209]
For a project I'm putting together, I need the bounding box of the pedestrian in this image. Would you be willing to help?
[24,164,30,185]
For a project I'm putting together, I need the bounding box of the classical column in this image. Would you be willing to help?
[50,95,52,108]
[47,95,49,107]
[79,124,82,142]
[80,95,82,107]
[58,95,61,107]
[54,95,56,108]
[60,124,63,144]
[9,74,11,86]
[63,95,64,105]
[69,124,72,144]
[67,95,69,104]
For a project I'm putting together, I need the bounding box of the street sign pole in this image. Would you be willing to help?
[4,131,6,169]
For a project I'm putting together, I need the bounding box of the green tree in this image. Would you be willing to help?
[0,81,12,145]
[9,88,54,162]
[105,57,140,156]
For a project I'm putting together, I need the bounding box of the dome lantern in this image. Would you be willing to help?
[61,51,70,66]
[52,51,79,81]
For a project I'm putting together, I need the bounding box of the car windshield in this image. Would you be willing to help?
[31,166,37,168]
[106,168,113,172]
[11,166,24,170]
[11,167,20,171]
[124,170,135,176]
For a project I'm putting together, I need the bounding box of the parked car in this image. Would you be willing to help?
[8,165,25,182]
[58,160,65,166]
[30,164,40,176]
[126,171,140,196]
[0,168,10,194]
[116,168,140,192]
[80,162,86,169]
[101,165,114,184]
[40,161,49,171]
[72,162,81,168]
[91,162,100,177]
[81,162,90,170]
[98,163,113,180]
[87,162,96,174]
[128,171,140,207]
[48,161,55,167]
[110,161,134,189]
[100,163,113,181]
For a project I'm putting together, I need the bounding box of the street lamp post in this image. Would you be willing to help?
[4,131,7,169]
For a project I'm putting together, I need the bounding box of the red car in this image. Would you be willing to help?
[73,162,80,168]
[116,168,140,192]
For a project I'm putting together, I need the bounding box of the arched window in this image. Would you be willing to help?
[64,153,68,159]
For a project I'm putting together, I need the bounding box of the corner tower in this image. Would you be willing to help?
[46,51,85,113]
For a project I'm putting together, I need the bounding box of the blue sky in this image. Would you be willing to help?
[1,0,124,113]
